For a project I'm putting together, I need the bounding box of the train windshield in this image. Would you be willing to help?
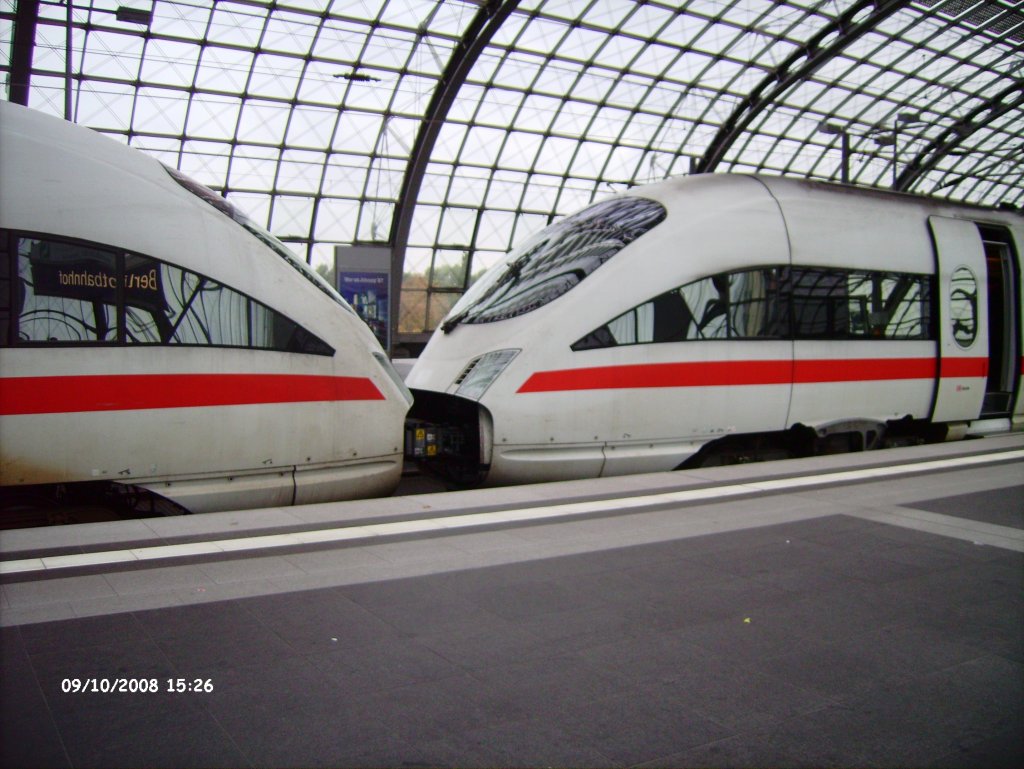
[441,196,666,331]
[164,166,354,314]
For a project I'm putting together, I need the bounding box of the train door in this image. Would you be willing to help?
[928,216,990,423]
[977,225,1021,417]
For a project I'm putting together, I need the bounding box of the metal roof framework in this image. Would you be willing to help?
[2,0,1022,349]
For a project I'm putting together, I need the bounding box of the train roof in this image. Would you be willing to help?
[618,172,1022,225]
[0,100,164,185]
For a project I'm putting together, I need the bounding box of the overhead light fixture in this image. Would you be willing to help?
[116,6,153,25]
[334,72,382,82]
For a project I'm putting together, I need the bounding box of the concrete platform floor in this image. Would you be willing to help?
[1,437,1022,768]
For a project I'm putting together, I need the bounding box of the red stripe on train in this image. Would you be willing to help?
[0,373,385,415]
[517,357,989,393]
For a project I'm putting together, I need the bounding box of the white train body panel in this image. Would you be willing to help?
[408,174,1023,485]
[0,103,412,512]
[768,181,957,432]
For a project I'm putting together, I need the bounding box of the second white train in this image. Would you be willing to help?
[406,173,1023,484]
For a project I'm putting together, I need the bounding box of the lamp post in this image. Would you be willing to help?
[65,0,72,121]
[818,122,851,184]
[819,113,926,190]
[871,112,923,188]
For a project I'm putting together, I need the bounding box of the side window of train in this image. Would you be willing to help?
[784,267,932,340]
[572,266,934,350]
[13,237,120,343]
[0,233,10,344]
[572,268,786,350]
[122,256,333,355]
[4,232,333,355]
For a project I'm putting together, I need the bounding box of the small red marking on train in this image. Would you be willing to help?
[0,373,385,415]
[517,357,990,393]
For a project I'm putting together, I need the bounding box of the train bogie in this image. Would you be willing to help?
[407,174,1023,486]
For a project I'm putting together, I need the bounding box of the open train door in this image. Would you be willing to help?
[976,224,1022,420]
[929,216,990,425]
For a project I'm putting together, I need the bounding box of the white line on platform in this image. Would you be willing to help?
[2,449,1022,576]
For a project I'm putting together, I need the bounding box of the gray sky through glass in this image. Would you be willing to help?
[3,0,1021,346]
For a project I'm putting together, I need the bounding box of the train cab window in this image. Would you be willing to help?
[441,196,666,331]
[4,232,333,356]
[14,238,119,343]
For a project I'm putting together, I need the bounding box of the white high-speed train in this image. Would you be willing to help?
[406,173,1022,485]
[0,102,412,521]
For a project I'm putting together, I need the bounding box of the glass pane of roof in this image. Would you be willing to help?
[1,0,1019,346]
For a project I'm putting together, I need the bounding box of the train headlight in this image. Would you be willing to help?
[454,349,520,401]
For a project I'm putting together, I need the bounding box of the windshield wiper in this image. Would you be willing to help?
[442,309,469,334]
[441,253,533,333]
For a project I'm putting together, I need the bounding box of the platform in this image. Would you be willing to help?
[2,435,1022,768]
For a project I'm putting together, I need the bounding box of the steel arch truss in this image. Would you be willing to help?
[896,78,1024,193]
[695,0,909,175]
[2,0,1021,347]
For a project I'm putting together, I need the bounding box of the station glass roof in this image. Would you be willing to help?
[2,0,1022,346]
